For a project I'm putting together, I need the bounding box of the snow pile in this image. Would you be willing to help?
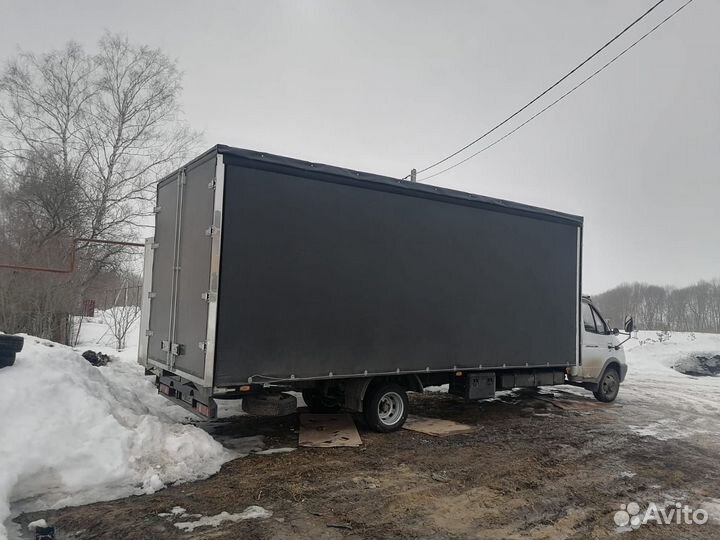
[71,312,140,362]
[158,506,190,518]
[0,334,232,540]
[625,331,720,371]
[621,331,720,440]
[173,507,272,532]
[673,353,720,377]
[26,519,47,531]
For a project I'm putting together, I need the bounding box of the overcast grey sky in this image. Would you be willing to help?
[1,0,717,293]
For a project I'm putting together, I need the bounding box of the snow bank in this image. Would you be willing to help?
[672,354,720,377]
[71,312,140,363]
[0,334,232,540]
[621,331,720,440]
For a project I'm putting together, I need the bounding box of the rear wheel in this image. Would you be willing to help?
[0,334,24,355]
[363,383,409,432]
[593,366,620,402]
[0,352,15,369]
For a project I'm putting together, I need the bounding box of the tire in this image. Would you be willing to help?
[0,352,16,369]
[593,366,620,402]
[0,334,24,353]
[363,383,409,433]
[301,389,342,413]
[242,393,297,416]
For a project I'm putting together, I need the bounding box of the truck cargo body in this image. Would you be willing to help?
[140,145,583,417]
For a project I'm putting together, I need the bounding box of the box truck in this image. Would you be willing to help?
[138,145,631,432]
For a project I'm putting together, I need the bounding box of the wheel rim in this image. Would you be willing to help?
[602,373,618,396]
[377,391,404,426]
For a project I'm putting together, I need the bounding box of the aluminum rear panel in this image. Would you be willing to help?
[172,157,215,378]
[147,176,179,365]
[147,156,217,385]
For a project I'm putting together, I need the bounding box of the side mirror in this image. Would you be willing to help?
[612,328,620,336]
[624,317,634,334]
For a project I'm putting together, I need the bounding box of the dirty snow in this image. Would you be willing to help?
[620,331,720,441]
[554,331,720,442]
[704,499,720,524]
[0,320,233,540]
[254,447,297,455]
[25,519,46,531]
[174,506,272,532]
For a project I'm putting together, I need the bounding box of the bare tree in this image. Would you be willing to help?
[102,283,141,351]
[82,34,196,240]
[0,35,196,259]
[0,34,198,339]
[0,43,93,258]
[595,279,720,333]
[667,288,690,331]
[709,279,720,331]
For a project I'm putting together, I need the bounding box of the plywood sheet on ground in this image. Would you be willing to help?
[299,413,362,447]
[403,415,475,437]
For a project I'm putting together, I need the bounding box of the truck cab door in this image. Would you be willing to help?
[580,302,613,381]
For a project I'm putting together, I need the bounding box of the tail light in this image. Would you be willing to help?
[196,403,211,417]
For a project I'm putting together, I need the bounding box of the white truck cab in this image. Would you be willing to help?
[567,297,630,402]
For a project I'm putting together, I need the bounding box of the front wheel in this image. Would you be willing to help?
[593,367,620,402]
[363,383,409,432]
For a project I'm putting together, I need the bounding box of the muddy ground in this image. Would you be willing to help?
[17,389,720,539]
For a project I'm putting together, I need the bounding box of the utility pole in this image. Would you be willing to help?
[410,168,417,182]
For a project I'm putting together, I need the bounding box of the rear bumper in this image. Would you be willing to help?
[153,370,217,418]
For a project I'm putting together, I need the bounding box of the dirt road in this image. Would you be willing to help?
[17,389,720,539]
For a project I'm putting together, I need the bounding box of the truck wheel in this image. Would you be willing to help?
[242,393,297,416]
[593,367,620,402]
[0,334,24,353]
[0,352,16,369]
[363,383,409,433]
[301,390,342,413]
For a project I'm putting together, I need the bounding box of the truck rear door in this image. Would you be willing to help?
[146,154,222,387]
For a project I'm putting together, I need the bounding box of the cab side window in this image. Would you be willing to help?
[591,307,608,334]
[582,302,596,332]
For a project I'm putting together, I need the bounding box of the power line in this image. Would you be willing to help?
[417,0,694,182]
[407,0,668,179]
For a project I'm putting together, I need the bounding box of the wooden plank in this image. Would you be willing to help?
[402,415,475,437]
[299,413,362,448]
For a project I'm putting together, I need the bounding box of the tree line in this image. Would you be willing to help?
[593,280,720,333]
[0,34,196,340]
